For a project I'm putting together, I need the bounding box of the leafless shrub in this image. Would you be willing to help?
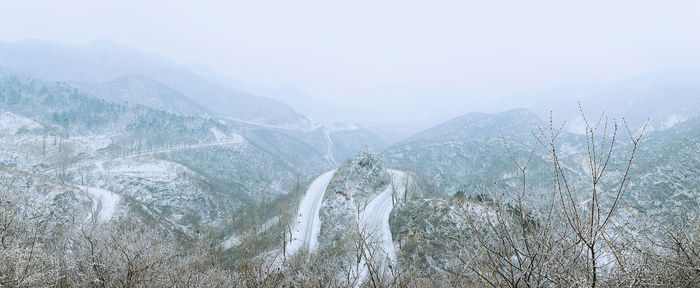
[450,107,653,287]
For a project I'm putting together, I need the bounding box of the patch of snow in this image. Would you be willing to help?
[72,135,113,152]
[109,160,182,179]
[227,117,311,131]
[228,132,245,143]
[661,114,687,130]
[325,122,361,132]
[222,234,242,249]
[80,186,120,222]
[0,110,41,135]
[55,138,246,175]
[502,171,517,180]
[209,127,227,141]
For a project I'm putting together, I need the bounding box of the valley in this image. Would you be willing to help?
[0,39,697,287]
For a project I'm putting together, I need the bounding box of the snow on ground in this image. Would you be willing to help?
[72,135,113,152]
[228,132,245,143]
[287,169,337,257]
[324,131,339,166]
[354,169,405,285]
[661,114,687,130]
[325,122,360,133]
[286,168,405,286]
[108,159,183,179]
[207,126,245,143]
[79,185,120,222]
[48,137,246,175]
[227,117,322,132]
[209,127,227,141]
[0,109,41,135]
[360,170,403,263]
[222,234,242,249]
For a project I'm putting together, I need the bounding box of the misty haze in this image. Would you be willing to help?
[0,1,698,287]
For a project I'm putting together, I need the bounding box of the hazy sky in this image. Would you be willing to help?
[1,0,700,125]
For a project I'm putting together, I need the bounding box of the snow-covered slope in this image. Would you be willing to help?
[382,108,552,196]
[0,68,341,246]
[0,39,312,128]
[73,74,210,117]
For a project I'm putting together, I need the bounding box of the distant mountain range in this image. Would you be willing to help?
[383,109,553,195]
[0,39,311,128]
[383,107,699,218]
[0,39,696,282]
[0,40,387,239]
[506,69,700,133]
[72,73,210,117]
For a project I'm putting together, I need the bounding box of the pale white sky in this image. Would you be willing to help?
[1,0,700,124]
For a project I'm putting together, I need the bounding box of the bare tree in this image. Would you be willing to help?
[390,173,399,206]
[454,107,648,287]
[0,186,59,288]
[52,140,74,180]
[402,170,414,203]
[538,106,647,288]
[455,131,560,287]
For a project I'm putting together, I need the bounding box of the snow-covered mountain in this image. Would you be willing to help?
[0,41,697,286]
[0,39,312,128]
[383,110,699,284]
[0,67,333,237]
[382,109,554,196]
[72,73,211,117]
[382,107,699,217]
[625,116,700,216]
[507,70,700,133]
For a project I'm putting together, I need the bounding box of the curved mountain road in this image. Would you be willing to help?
[286,168,406,287]
[287,169,337,256]
[355,169,405,284]
[45,138,244,174]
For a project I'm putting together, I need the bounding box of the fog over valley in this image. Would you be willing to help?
[0,1,698,287]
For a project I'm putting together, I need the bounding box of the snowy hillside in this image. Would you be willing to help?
[0,40,697,287]
[382,108,554,196]
[0,39,312,128]
[73,73,211,117]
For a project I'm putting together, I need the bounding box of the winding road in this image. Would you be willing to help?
[79,185,121,222]
[46,138,244,174]
[324,131,339,166]
[355,169,405,284]
[287,169,337,256]
[287,168,406,286]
